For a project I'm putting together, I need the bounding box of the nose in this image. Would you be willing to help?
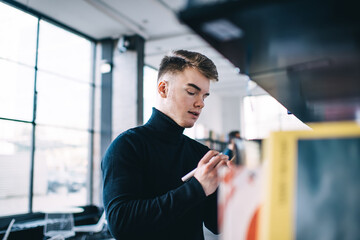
[194,96,205,109]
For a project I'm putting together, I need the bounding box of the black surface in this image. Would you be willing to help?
[179,0,360,123]
[0,205,106,240]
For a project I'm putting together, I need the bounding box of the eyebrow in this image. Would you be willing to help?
[187,83,210,96]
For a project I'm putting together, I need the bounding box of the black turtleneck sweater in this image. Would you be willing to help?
[102,108,218,240]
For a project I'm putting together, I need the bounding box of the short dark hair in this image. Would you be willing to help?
[228,130,240,143]
[157,50,218,82]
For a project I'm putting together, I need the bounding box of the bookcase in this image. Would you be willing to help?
[179,0,360,123]
[179,1,360,239]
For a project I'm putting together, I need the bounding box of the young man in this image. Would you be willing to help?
[223,130,241,160]
[102,50,231,240]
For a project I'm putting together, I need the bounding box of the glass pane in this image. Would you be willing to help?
[243,95,309,139]
[143,66,158,123]
[38,20,92,83]
[280,114,310,131]
[36,71,91,129]
[0,59,35,121]
[0,2,38,66]
[33,126,88,212]
[0,120,32,216]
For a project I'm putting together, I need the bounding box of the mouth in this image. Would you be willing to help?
[188,111,200,118]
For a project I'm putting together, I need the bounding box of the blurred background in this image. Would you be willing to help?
[1,0,358,239]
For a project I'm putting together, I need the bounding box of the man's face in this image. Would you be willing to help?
[158,68,210,128]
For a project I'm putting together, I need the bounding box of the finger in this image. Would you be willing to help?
[226,160,237,170]
[215,159,228,170]
[221,154,229,162]
[198,150,219,166]
[207,153,227,168]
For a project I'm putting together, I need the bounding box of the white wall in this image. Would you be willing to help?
[221,96,241,138]
[196,92,223,138]
[112,50,139,139]
[196,91,243,141]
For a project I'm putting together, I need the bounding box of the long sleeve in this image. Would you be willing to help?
[102,131,209,240]
[203,190,219,234]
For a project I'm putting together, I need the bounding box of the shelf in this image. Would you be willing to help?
[179,0,360,123]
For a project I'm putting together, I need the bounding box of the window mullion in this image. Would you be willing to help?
[29,17,41,213]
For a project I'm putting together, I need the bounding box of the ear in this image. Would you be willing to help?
[158,80,168,98]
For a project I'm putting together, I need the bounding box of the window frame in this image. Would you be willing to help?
[0,0,96,216]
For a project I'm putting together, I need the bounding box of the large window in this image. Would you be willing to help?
[243,95,310,139]
[0,2,94,216]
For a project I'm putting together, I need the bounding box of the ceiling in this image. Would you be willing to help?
[11,0,265,97]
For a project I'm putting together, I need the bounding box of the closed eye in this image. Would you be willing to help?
[187,91,195,96]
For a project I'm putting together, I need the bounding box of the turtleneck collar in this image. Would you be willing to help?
[145,108,185,138]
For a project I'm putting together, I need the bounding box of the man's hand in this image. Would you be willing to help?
[194,150,229,196]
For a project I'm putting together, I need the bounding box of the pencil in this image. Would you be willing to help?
[181,153,235,182]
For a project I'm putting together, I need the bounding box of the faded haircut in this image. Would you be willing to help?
[157,50,218,82]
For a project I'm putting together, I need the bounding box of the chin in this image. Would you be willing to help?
[182,122,195,128]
